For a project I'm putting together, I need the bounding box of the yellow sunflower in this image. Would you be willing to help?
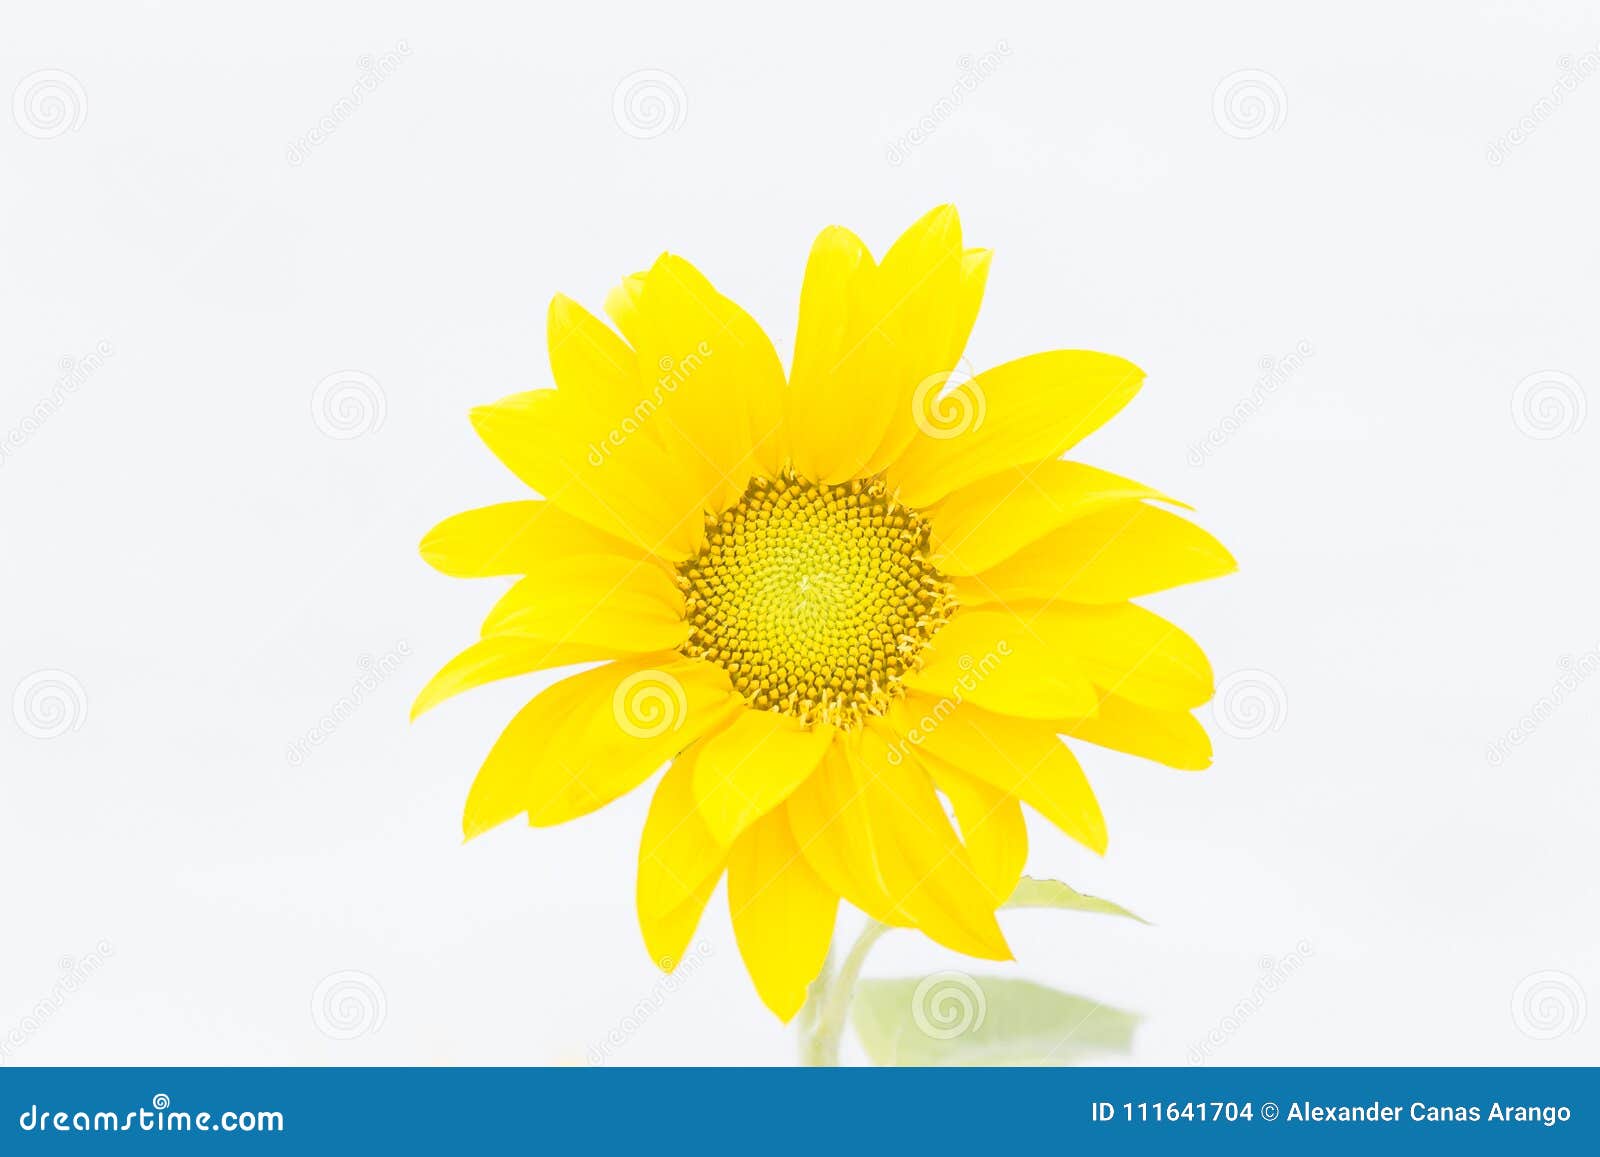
[415,206,1234,1021]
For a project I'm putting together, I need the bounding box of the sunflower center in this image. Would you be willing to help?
[677,472,954,729]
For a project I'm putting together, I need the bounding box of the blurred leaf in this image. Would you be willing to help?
[1004,875,1149,924]
[850,974,1140,1066]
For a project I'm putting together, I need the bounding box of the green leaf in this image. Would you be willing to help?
[1003,875,1150,924]
[850,974,1141,1066]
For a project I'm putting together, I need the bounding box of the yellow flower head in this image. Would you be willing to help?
[416,207,1235,1021]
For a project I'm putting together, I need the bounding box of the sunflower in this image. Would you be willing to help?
[415,206,1234,1021]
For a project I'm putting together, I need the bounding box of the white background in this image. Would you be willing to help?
[3,1,1597,1066]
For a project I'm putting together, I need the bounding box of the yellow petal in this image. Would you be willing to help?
[547,294,656,438]
[785,225,881,482]
[930,462,1181,576]
[691,710,835,845]
[860,208,971,475]
[1019,603,1213,710]
[420,500,646,578]
[470,389,707,557]
[1064,694,1213,771]
[903,608,1099,721]
[948,248,992,369]
[785,743,905,926]
[638,745,727,920]
[956,503,1236,605]
[728,808,839,1022]
[479,555,687,653]
[411,635,615,721]
[631,254,788,499]
[887,350,1146,507]
[890,695,1107,854]
[787,208,976,483]
[850,726,1013,961]
[603,272,647,348]
[918,754,1028,906]
[640,878,720,970]
[463,657,738,839]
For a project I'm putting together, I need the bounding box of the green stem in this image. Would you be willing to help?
[798,919,889,1066]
